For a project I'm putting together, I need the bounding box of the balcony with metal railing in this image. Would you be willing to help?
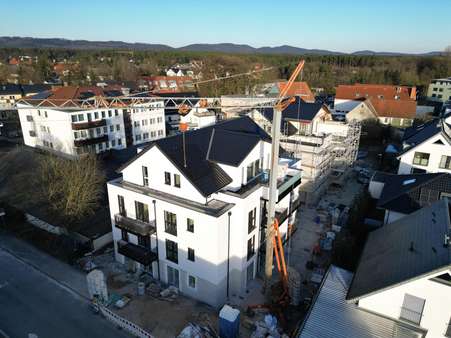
[72,119,107,130]
[117,240,158,266]
[114,214,156,236]
[74,134,108,147]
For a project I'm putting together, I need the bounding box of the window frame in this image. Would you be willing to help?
[135,201,149,223]
[188,248,195,262]
[165,239,178,263]
[412,152,430,166]
[142,166,149,186]
[174,174,181,188]
[164,211,177,236]
[247,235,255,261]
[164,172,171,185]
[248,208,257,233]
[187,218,194,233]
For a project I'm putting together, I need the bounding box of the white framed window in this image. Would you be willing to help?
[188,275,196,289]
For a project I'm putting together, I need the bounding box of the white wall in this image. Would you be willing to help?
[130,102,166,145]
[358,271,451,338]
[398,134,451,174]
[121,146,207,203]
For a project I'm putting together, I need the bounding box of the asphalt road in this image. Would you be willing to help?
[0,249,130,338]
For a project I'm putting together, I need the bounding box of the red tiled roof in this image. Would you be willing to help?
[335,84,416,101]
[278,81,315,102]
[367,98,417,119]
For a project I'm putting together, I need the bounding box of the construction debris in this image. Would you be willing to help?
[160,285,179,300]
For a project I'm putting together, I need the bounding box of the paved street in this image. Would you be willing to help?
[0,248,130,338]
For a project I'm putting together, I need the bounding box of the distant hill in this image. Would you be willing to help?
[0,36,443,56]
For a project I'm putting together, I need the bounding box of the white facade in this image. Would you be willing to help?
[180,107,217,130]
[398,119,451,174]
[107,132,302,308]
[17,102,165,156]
[357,270,451,338]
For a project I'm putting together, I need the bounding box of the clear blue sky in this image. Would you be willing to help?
[1,0,450,53]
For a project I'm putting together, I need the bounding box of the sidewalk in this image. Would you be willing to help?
[0,231,89,299]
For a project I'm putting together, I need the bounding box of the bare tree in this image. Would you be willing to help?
[38,154,105,225]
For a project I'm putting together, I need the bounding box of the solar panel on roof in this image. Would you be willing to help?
[30,91,52,100]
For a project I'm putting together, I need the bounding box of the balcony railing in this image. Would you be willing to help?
[74,134,108,147]
[117,240,157,266]
[72,119,107,130]
[115,214,156,236]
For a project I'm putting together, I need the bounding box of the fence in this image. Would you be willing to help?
[99,305,154,338]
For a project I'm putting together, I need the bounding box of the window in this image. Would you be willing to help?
[143,132,149,140]
[44,111,48,118]
[118,138,122,145]
[246,159,261,181]
[174,174,181,188]
[101,111,106,118]
[98,142,103,151]
[135,134,142,141]
[247,236,255,260]
[165,239,178,263]
[87,113,92,121]
[78,114,84,121]
[142,166,149,186]
[164,211,177,236]
[121,229,128,241]
[26,115,33,122]
[110,125,114,132]
[188,248,195,262]
[116,124,120,131]
[158,130,164,136]
[96,127,101,136]
[165,172,171,185]
[142,119,148,126]
[134,121,140,127]
[400,294,425,325]
[413,152,430,166]
[440,155,451,169]
[151,131,156,138]
[29,130,36,137]
[150,118,155,124]
[108,111,112,117]
[188,275,196,289]
[115,109,119,116]
[102,126,107,134]
[94,112,99,119]
[248,208,256,233]
[187,218,194,233]
[157,117,163,123]
[135,201,149,223]
[111,139,116,147]
[71,115,77,122]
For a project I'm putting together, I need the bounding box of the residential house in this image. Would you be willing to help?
[179,100,217,130]
[299,198,451,338]
[397,116,451,174]
[335,84,417,127]
[141,76,195,93]
[264,81,315,102]
[107,117,302,308]
[369,171,451,224]
[427,77,451,104]
[166,68,185,77]
[250,96,360,204]
[17,86,166,157]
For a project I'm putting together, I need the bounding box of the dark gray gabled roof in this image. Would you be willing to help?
[347,198,451,301]
[206,128,263,166]
[376,172,450,214]
[399,118,451,156]
[119,116,270,197]
[260,96,325,123]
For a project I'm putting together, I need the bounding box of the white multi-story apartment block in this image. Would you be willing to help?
[299,198,451,338]
[17,86,165,156]
[107,117,302,308]
[398,115,451,174]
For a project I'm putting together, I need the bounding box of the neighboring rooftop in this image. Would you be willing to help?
[401,117,451,154]
[0,83,52,97]
[299,265,426,338]
[335,83,416,101]
[259,96,327,123]
[119,116,271,197]
[373,172,451,214]
[347,198,451,301]
[277,81,315,102]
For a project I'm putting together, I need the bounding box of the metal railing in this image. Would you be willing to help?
[115,214,156,236]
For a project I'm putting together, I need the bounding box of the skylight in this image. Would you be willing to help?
[402,179,416,186]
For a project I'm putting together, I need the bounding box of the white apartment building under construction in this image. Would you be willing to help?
[17,86,165,157]
[107,117,302,308]
[250,97,360,204]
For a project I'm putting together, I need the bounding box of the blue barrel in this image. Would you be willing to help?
[219,305,240,338]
